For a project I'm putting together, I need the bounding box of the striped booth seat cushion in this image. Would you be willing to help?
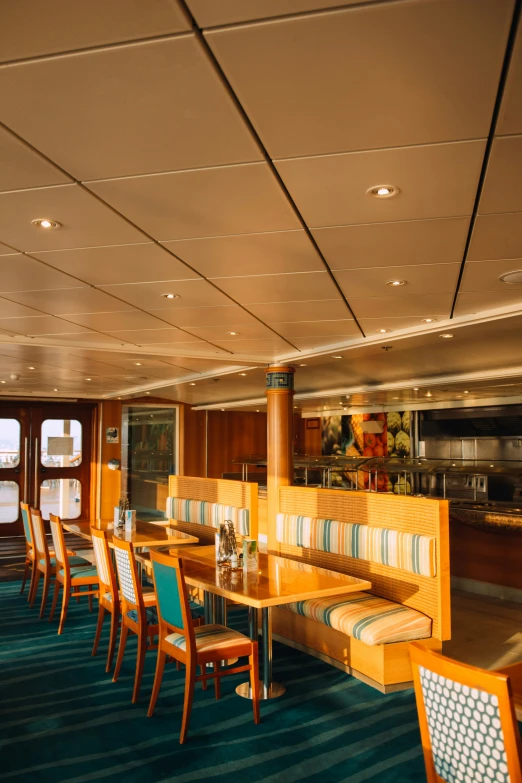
[281,592,432,646]
[165,624,251,653]
[166,497,250,536]
[276,514,436,577]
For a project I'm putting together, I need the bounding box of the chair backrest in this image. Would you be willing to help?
[20,502,32,546]
[30,508,49,563]
[49,514,68,573]
[112,538,143,616]
[91,528,118,600]
[409,642,522,783]
[149,550,194,649]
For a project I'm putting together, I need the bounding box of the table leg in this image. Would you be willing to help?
[236,606,285,700]
[203,591,212,624]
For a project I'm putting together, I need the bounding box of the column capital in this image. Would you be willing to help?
[265,366,295,393]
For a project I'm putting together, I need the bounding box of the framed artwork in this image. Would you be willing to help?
[106,427,119,444]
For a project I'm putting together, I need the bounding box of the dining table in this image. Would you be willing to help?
[62,518,199,549]
[138,544,371,700]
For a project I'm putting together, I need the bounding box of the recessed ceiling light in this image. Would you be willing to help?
[332,355,343,359]
[422,318,437,323]
[53,388,58,392]
[464,390,469,394]
[189,382,196,386]
[426,392,432,397]
[499,270,522,285]
[239,373,247,376]
[299,364,307,367]
[221,408,225,411]
[256,409,260,412]
[413,387,419,391]
[145,391,150,395]
[226,331,240,336]
[376,328,390,333]
[393,397,399,400]
[439,333,454,339]
[162,293,178,299]
[367,185,399,199]
[31,218,61,230]
[386,279,406,287]
[135,362,142,366]
[28,366,35,370]
[1,381,5,384]
[86,377,92,381]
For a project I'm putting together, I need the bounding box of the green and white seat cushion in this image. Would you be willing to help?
[419,666,509,783]
[166,497,250,537]
[40,555,91,568]
[281,592,432,646]
[165,624,251,653]
[58,565,98,579]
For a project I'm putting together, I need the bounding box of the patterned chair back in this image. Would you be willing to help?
[149,550,194,643]
[49,514,66,569]
[112,538,141,612]
[20,503,32,546]
[30,508,48,562]
[91,528,118,600]
[409,642,522,783]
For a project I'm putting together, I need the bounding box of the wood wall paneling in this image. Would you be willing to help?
[206,411,267,479]
[450,520,522,590]
[302,417,322,455]
[99,400,122,521]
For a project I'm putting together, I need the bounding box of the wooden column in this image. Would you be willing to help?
[266,366,295,551]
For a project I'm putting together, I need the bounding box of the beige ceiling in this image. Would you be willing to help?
[0,0,522,408]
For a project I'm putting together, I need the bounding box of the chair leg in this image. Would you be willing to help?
[148,649,167,717]
[201,664,207,691]
[20,557,30,594]
[180,657,196,744]
[214,661,221,700]
[106,609,119,673]
[58,584,70,635]
[249,647,260,725]
[113,624,128,683]
[29,569,41,608]
[132,629,147,704]
[88,587,93,613]
[27,561,38,604]
[39,569,52,619]
[49,579,61,622]
[92,605,105,657]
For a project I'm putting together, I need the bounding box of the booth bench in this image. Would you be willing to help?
[271,486,450,692]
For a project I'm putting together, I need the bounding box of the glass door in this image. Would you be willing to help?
[0,402,94,536]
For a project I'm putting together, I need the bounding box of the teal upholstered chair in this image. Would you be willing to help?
[20,502,34,598]
[410,642,522,783]
[148,549,260,744]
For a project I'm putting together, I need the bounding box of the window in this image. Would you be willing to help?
[0,481,19,523]
[0,419,20,469]
[41,419,82,467]
[40,479,81,521]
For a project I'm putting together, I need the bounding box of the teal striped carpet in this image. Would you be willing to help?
[1,580,428,782]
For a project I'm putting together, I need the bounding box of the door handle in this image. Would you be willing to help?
[23,437,28,503]
[34,437,38,505]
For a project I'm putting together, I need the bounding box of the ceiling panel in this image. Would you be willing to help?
[0,298,49,318]
[206,0,511,158]
[187,0,381,26]
[0,0,191,62]
[0,316,91,336]
[358,315,448,333]
[0,255,86,293]
[106,329,204,345]
[206,337,291,354]
[496,16,522,135]
[460,258,522,292]
[0,126,71,193]
[185,322,276,340]
[155,305,260,328]
[276,141,485,229]
[58,311,169,332]
[478,135,522,214]
[3,287,135,315]
[468,212,522,261]
[212,270,341,303]
[312,217,469,270]
[42,332,135,346]
[0,36,261,180]
[454,290,522,315]
[350,294,453,319]
[32,243,199,286]
[0,243,17,255]
[334,263,460,299]
[271,320,358,339]
[87,163,300,241]
[162,229,323,277]
[285,336,354,352]
[247,299,353,322]
[0,184,145,252]
[99,279,231,311]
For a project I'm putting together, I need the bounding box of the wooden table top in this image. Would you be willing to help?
[139,544,371,609]
[62,519,199,549]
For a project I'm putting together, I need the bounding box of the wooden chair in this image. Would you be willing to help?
[112,538,159,704]
[410,642,522,783]
[29,508,91,618]
[48,514,99,634]
[147,549,260,744]
[20,502,35,598]
[90,528,120,672]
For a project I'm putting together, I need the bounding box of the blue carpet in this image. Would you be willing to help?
[0,580,429,782]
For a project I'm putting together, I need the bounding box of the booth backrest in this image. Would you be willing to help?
[167,475,258,545]
[167,497,250,536]
[274,486,450,641]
